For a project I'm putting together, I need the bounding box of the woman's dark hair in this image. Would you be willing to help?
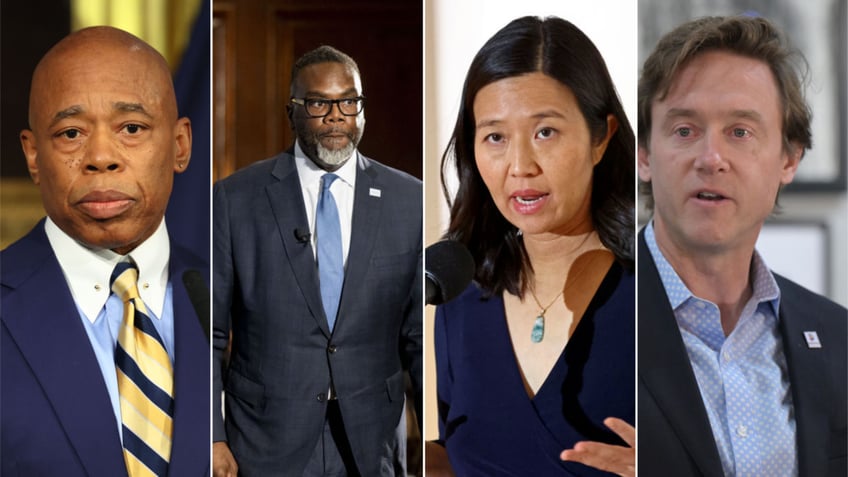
[441,16,635,298]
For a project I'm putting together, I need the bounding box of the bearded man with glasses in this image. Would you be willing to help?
[212,45,423,477]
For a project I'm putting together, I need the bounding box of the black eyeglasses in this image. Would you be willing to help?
[290,96,366,118]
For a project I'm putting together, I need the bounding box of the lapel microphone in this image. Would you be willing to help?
[294,228,311,244]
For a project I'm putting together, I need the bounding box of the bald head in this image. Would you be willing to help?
[29,26,177,130]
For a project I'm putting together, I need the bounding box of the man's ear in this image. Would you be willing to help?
[21,129,40,185]
[286,103,295,130]
[173,118,192,173]
[779,142,803,185]
[637,145,652,183]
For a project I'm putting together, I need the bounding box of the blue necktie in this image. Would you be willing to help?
[317,174,344,331]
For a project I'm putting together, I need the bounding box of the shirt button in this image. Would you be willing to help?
[328,344,338,354]
[695,301,706,309]
[722,351,730,362]
[736,424,748,438]
[317,393,327,402]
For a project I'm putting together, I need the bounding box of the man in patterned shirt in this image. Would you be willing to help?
[636,15,846,477]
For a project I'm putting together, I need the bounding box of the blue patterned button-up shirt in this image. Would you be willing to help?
[645,222,797,476]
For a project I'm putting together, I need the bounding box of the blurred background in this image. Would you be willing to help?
[0,0,211,254]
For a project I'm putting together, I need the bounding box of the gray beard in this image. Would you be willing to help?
[315,139,356,166]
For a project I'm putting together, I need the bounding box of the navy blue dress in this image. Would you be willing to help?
[434,262,634,476]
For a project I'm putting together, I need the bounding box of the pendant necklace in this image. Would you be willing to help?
[528,288,564,343]
[525,231,601,343]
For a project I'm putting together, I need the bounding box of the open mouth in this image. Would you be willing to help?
[510,190,549,214]
[696,191,726,201]
[514,194,547,205]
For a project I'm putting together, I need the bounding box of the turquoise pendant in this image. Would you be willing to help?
[531,314,545,343]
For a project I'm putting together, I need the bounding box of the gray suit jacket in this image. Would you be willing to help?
[637,229,847,476]
[212,150,422,476]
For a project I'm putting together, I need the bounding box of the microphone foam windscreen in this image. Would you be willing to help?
[425,240,475,304]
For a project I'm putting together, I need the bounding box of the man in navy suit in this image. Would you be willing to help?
[212,46,422,477]
[1,27,210,476]
[637,16,846,476]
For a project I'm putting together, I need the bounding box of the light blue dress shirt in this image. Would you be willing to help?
[645,222,797,476]
[44,218,176,442]
[77,287,175,442]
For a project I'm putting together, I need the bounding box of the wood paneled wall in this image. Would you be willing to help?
[213,0,423,182]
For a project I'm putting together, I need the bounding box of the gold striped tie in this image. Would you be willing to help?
[111,262,173,477]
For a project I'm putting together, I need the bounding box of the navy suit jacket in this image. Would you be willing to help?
[637,229,847,476]
[1,220,210,476]
[212,150,422,476]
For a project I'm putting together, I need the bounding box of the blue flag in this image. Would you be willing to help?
[168,0,210,256]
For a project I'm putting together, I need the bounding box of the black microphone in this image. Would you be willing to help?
[182,270,210,343]
[425,240,475,305]
[294,228,311,243]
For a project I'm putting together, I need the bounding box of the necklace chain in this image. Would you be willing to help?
[529,288,563,317]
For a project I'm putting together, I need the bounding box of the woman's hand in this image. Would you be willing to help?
[560,417,634,477]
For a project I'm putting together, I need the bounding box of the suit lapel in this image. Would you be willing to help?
[167,250,211,476]
[1,225,127,476]
[335,154,382,335]
[265,153,330,336]
[776,286,828,477]
[638,231,725,476]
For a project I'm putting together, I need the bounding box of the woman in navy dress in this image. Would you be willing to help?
[426,16,635,476]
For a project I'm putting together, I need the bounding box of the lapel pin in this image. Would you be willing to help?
[369,188,382,198]
[803,331,821,349]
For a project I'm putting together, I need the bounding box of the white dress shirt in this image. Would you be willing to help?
[45,217,171,322]
[294,140,356,265]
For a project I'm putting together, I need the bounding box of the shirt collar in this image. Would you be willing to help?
[44,217,171,323]
[644,220,780,316]
[294,140,357,189]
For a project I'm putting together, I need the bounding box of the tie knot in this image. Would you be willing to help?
[322,173,339,191]
[110,262,140,301]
